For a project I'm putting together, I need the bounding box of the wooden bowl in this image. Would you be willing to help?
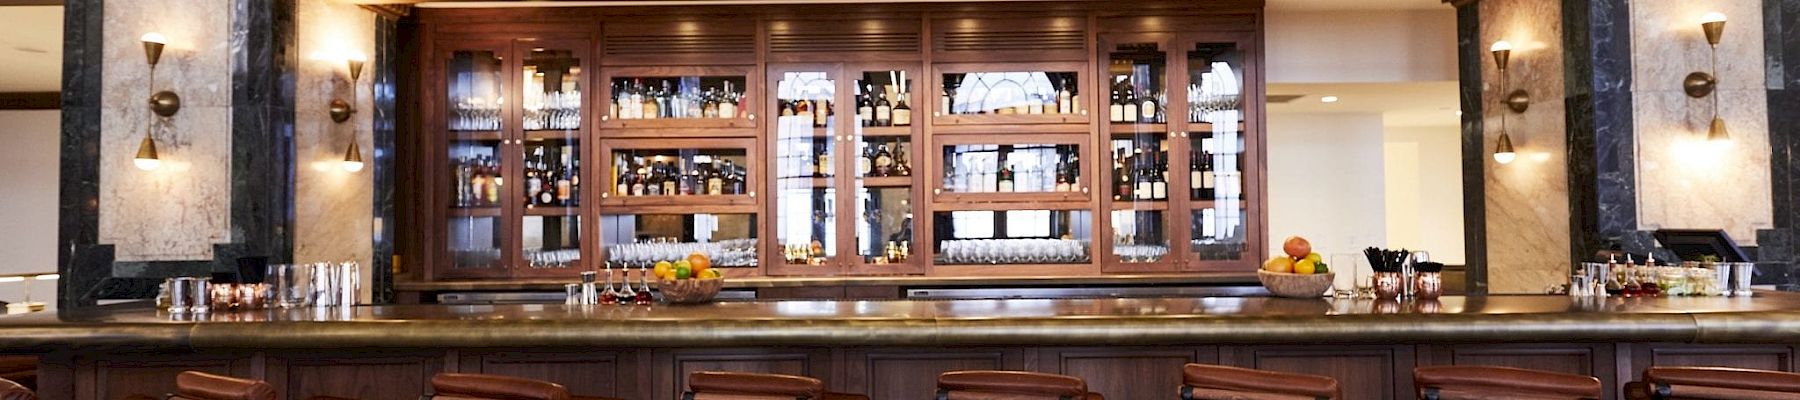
[1257,270,1335,298]
[658,278,724,304]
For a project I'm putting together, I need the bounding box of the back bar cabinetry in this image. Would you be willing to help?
[410,3,1266,284]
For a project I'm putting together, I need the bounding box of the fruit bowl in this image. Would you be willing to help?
[1257,270,1335,298]
[657,278,724,304]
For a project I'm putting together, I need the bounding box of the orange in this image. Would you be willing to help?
[1262,257,1294,273]
[687,252,712,275]
[1282,236,1312,259]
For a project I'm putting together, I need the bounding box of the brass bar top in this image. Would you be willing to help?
[394,272,1260,291]
[2,295,1799,352]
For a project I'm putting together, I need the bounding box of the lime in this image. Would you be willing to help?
[675,266,693,280]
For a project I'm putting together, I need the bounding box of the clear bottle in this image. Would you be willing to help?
[635,265,655,305]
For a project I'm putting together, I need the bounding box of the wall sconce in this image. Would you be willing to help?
[1685,12,1729,143]
[135,32,178,171]
[1489,40,1524,164]
[333,53,367,172]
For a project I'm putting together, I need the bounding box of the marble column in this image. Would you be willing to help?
[1453,0,1490,294]
[1562,0,1653,262]
[1758,0,1800,287]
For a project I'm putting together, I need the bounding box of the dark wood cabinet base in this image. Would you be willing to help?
[34,343,1796,400]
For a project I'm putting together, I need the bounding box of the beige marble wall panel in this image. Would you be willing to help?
[1481,0,1571,293]
[97,0,233,262]
[1634,89,1773,242]
[294,0,375,295]
[1631,0,1772,243]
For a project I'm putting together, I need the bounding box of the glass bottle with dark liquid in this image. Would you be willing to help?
[634,265,655,305]
[1621,267,1642,298]
[600,264,621,304]
[616,267,638,305]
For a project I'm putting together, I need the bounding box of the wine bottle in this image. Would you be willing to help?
[1056,79,1072,114]
[892,94,912,127]
[874,90,892,127]
[874,143,894,177]
[997,163,1015,192]
[857,84,874,127]
[1139,89,1158,123]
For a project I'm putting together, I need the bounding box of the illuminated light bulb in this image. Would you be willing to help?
[1489,40,1513,52]
[140,32,167,44]
[1700,12,1727,24]
[1493,132,1517,165]
[1319,95,1339,103]
[133,135,161,171]
[1493,151,1517,164]
[341,142,364,173]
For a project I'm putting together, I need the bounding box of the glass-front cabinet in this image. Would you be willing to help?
[931,209,1094,266]
[597,66,756,133]
[1095,33,1260,272]
[933,63,1087,127]
[600,213,759,271]
[765,64,926,275]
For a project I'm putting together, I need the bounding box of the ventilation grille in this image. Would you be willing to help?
[769,32,921,54]
[937,30,1084,53]
[604,34,754,56]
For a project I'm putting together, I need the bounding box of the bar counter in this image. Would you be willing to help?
[11,295,1800,399]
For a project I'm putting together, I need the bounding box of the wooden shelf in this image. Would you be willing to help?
[451,131,504,142]
[448,207,503,217]
[524,131,581,141]
[854,126,913,137]
[523,206,580,216]
[932,113,1088,126]
[1109,200,1169,211]
[1188,121,1249,132]
[858,176,913,188]
[1108,123,1168,133]
[928,198,1090,212]
[597,202,759,215]
[601,193,755,208]
[774,127,833,138]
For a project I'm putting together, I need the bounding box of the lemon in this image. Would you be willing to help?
[1263,257,1294,273]
[653,262,673,280]
[1294,259,1317,275]
[1305,253,1323,264]
[701,269,722,279]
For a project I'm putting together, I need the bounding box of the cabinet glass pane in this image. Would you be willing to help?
[932,210,1092,265]
[523,216,580,269]
[448,50,504,132]
[856,188,913,264]
[940,72,1079,116]
[522,48,582,132]
[773,71,836,266]
[609,76,747,120]
[1112,210,1168,262]
[1106,43,1167,124]
[601,214,758,268]
[448,140,504,271]
[609,148,749,197]
[449,216,504,270]
[940,144,1079,194]
[1108,135,1171,202]
[1188,42,1248,261]
[853,71,916,128]
[521,141,579,207]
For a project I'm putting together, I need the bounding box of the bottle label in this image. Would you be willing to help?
[1191,171,1203,189]
[998,181,1014,193]
[1152,182,1167,200]
[892,109,911,126]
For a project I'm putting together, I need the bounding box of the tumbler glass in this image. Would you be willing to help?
[1731,262,1755,297]
[1330,254,1357,298]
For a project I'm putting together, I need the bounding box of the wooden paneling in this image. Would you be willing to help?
[1634,344,1795,372]
[603,19,756,66]
[86,356,248,400]
[1045,347,1210,400]
[766,18,923,63]
[843,348,1020,400]
[655,348,829,400]
[1231,345,1412,400]
[1422,344,1614,400]
[277,354,440,400]
[473,351,634,399]
[930,16,1090,62]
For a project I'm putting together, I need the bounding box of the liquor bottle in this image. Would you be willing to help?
[1133,148,1153,200]
[1199,147,1216,199]
[892,94,912,127]
[997,162,1015,192]
[874,90,892,127]
[940,87,955,115]
[630,165,648,196]
[526,153,544,204]
[1057,79,1073,114]
[615,267,636,305]
[483,157,501,205]
[719,81,738,119]
[795,96,812,120]
[660,162,677,195]
[859,142,875,177]
[892,145,911,177]
[1139,89,1158,123]
[540,160,557,205]
[634,265,654,305]
[642,83,661,120]
[813,97,830,128]
[1114,149,1131,200]
[874,143,894,177]
[676,161,695,196]
[725,160,745,195]
[1151,152,1167,200]
[1108,82,1124,123]
[610,81,623,120]
[1121,86,1139,123]
[707,160,725,195]
[616,159,633,196]
[1054,157,1071,192]
[568,157,580,206]
[599,265,620,305]
[816,145,832,177]
[1189,150,1205,199]
[702,89,720,118]
[857,84,874,127]
[625,80,642,119]
[658,80,675,118]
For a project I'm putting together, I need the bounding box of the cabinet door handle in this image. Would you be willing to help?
[601,115,610,122]
[748,113,757,121]
[933,188,942,195]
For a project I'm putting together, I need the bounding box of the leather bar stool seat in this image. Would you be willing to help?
[1180,363,1340,400]
[0,378,34,400]
[1414,366,1602,400]
[427,373,624,400]
[683,371,869,400]
[168,371,276,400]
[1623,366,1800,399]
[936,370,1104,400]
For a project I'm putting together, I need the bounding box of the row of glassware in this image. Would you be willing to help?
[1571,262,1755,297]
[156,261,362,314]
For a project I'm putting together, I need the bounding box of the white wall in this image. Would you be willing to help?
[1383,126,1466,264]
[1266,113,1388,260]
[0,110,61,309]
[1266,10,1458,83]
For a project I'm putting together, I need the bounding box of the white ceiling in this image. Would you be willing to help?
[1267,81,1461,127]
[0,6,61,92]
[1265,0,1448,11]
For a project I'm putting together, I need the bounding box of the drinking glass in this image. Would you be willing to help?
[1330,254,1357,298]
[1353,256,1376,298]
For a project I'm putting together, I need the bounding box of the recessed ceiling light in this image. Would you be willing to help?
[1319,95,1339,103]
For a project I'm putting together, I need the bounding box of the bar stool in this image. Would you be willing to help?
[1180,363,1340,400]
[683,371,869,400]
[1413,366,1601,400]
[0,378,34,400]
[167,371,276,400]
[1622,366,1800,399]
[427,373,625,400]
[936,370,1104,400]
[0,356,33,391]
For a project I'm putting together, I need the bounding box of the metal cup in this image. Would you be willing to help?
[1415,272,1443,299]
[1731,262,1755,297]
[1373,272,1402,299]
[168,277,211,314]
